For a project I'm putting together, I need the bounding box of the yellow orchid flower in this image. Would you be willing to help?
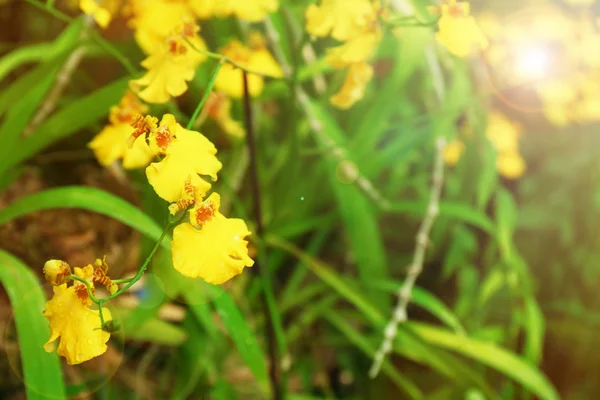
[485,112,521,153]
[324,4,382,69]
[130,0,193,54]
[43,260,72,286]
[89,92,154,168]
[497,151,526,179]
[189,0,232,19]
[215,34,284,98]
[130,22,207,104]
[305,0,373,41]
[330,62,374,109]
[229,0,278,21]
[190,0,277,21]
[443,140,465,166]
[144,114,222,203]
[432,1,488,57]
[171,193,254,284]
[206,92,246,138]
[43,264,113,366]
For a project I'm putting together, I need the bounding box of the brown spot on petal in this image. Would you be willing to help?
[194,201,216,226]
[155,127,173,151]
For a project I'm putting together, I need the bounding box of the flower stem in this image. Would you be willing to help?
[242,70,285,400]
[186,60,224,130]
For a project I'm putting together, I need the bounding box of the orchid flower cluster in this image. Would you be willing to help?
[44,108,255,364]
[42,0,495,366]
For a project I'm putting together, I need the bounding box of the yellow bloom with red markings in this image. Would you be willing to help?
[137,114,222,203]
[130,0,194,54]
[330,62,374,109]
[171,193,254,284]
[43,260,72,286]
[205,92,246,138]
[215,33,284,98]
[305,0,373,41]
[190,0,277,21]
[89,92,154,169]
[431,1,488,57]
[325,12,382,68]
[130,21,207,104]
[43,261,114,365]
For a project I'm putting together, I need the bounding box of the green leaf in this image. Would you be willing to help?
[0,65,61,174]
[352,27,431,156]
[388,201,495,233]
[406,322,560,400]
[110,306,187,346]
[368,279,466,335]
[207,285,269,389]
[304,99,388,307]
[268,235,383,324]
[0,16,83,83]
[0,250,66,400]
[522,296,545,366]
[325,312,424,400]
[476,141,498,209]
[0,62,58,116]
[495,188,518,260]
[0,186,164,245]
[5,78,129,171]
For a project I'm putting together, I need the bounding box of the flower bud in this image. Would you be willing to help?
[43,260,72,286]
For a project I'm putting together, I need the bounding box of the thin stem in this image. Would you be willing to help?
[26,0,72,23]
[243,71,283,400]
[90,31,138,76]
[100,220,173,304]
[70,275,101,303]
[112,278,134,285]
[186,60,224,130]
[368,137,447,378]
[184,37,288,81]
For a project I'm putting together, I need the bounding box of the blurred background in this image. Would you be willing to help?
[1,0,600,399]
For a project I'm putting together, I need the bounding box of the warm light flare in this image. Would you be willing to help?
[515,45,551,80]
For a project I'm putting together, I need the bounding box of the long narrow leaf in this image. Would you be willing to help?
[0,250,66,399]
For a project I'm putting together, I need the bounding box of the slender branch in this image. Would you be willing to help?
[187,60,223,130]
[243,70,283,400]
[368,137,446,378]
[23,16,94,137]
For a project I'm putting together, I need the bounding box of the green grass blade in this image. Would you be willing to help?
[207,285,269,390]
[110,306,188,346]
[4,78,129,171]
[0,250,66,400]
[0,186,164,245]
[303,99,388,307]
[325,312,424,400]
[368,279,466,335]
[406,322,560,400]
[0,16,83,83]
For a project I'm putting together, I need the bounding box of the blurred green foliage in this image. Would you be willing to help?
[2,0,599,399]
